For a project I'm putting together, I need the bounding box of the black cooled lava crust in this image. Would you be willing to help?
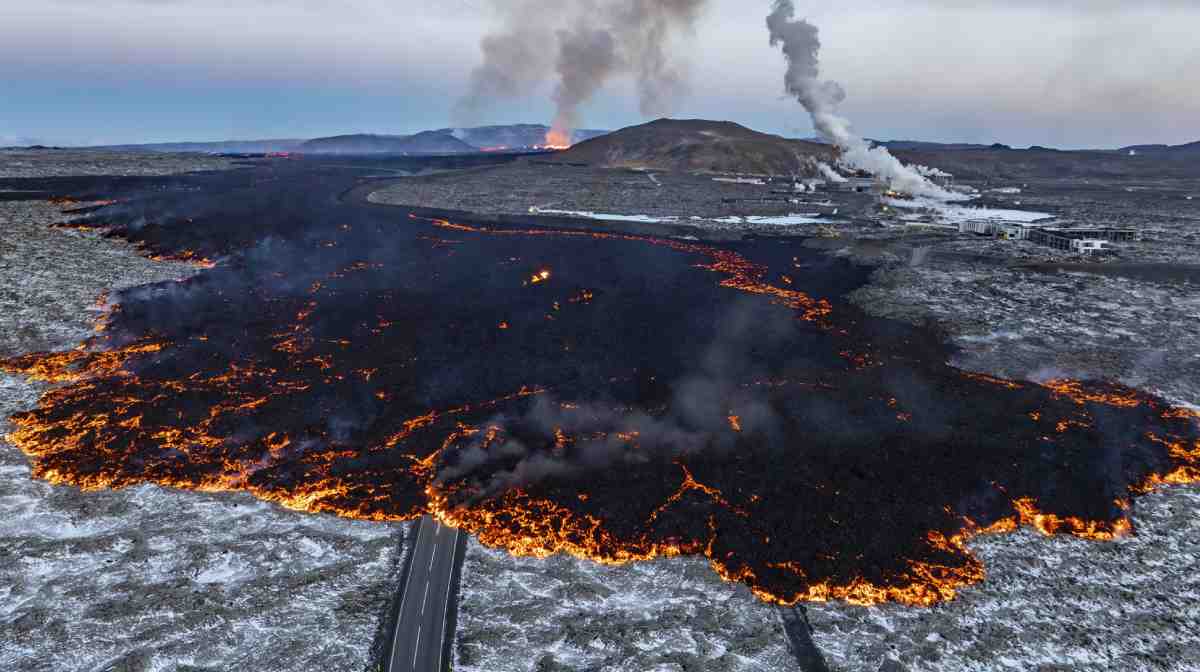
[2,159,1196,605]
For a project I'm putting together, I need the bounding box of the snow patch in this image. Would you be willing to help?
[715,214,833,226]
[886,195,1053,225]
[529,207,676,223]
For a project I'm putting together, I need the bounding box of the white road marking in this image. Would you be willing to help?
[390,518,424,667]
[412,624,421,669]
[435,527,460,672]
[393,519,461,672]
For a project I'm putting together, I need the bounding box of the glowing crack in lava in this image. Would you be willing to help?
[4,168,1199,608]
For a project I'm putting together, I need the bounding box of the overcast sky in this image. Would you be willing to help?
[2,0,1197,148]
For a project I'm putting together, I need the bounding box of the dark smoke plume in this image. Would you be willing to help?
[551,26,619,145]
[455,0,707,144]
[453,1,565,125]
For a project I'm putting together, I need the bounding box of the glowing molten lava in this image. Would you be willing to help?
[5,197,1200,610]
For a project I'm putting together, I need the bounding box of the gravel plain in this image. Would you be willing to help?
[368,160,868,231]
[0,149,234,178]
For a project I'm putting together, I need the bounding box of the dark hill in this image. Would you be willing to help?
[1120,140,1200,155]
[874,140,1002,152]
[894,145,1200,180]
[300,131,474,155]
[550,118,834,175]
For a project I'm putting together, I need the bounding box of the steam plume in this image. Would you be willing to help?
[456,0,707,145]
[766,0,951,198]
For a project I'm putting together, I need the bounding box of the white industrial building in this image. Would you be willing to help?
[1070,239,1111,255]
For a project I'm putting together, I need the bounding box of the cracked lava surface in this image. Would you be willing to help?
[2,161,1197,607]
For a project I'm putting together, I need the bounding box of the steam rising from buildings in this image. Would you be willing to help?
[766,0,951,198]
[456,0,707,146]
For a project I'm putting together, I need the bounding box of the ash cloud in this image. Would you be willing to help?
[453,1,563,127]
[766,0,951,198]
[454,0,708,141]
[551,26,620,144]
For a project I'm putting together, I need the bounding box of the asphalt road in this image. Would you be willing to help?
[387,516,466,672]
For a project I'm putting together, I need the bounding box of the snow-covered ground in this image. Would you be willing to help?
[455,541,794,672]
[528,207,838,227]
[715,214,836,225]
[530,207,676,223]
[885,195,1054,226]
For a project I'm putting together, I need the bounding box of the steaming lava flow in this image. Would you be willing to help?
[2,161,1198,608]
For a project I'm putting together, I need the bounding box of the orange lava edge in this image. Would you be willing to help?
[2,216,1199,607]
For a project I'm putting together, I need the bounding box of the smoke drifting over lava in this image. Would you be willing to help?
[766,0,950,197]
[456,0,707,146]
[3,164,1199,608]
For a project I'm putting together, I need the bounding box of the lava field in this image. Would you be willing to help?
[2,159,1197,607]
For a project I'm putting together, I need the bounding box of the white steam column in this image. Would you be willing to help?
[766,0,952,199]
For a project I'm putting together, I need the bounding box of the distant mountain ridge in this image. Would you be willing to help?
[878,139,1200,154]
[298,131,476,155]
[84,124,612,155]
[1120,140,1200,155]
[551,118,834,175]
[93,139,306,154]
[874,140,1013,151]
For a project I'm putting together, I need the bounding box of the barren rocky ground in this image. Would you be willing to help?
[848,178,1200,406]
[852,262,1200,406]
[456,543,795,672]
[369,161,869,230]
[0,150,234,178]
[0,161,404,671]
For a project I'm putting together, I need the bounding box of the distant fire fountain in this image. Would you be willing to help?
[542,126,573,151]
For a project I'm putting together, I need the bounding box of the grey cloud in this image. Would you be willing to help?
[455,0,708,136]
